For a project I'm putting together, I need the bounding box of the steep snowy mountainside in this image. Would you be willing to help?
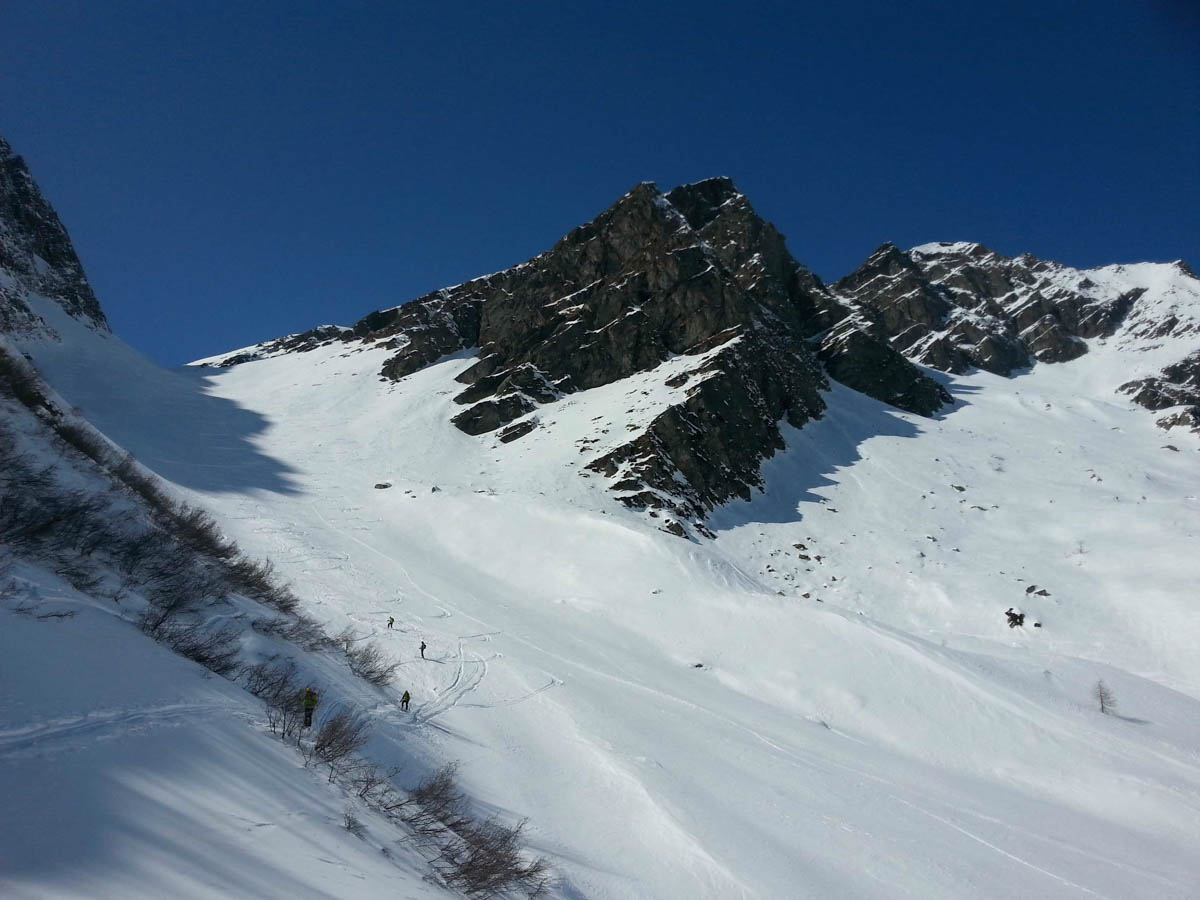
[0,345,465,898]
[1,565,452,900]
[0,136,108,338]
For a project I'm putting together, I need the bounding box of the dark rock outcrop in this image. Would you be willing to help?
[0,136,108,336]
[832,242,1136,375]
[1119,351,1200,433]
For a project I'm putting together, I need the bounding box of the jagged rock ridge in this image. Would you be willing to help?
[0,136,108,337]
[832,241,1138,375]
[202,183,1200,525]
[208,179,950,527]
[831,243,1200,432]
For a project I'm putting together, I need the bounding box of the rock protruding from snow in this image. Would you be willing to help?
[1119,350,1200,433]
[0,135,109,337]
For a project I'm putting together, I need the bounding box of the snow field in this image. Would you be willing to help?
[13,278,1200,898]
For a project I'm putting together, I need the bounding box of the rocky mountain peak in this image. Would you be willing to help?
[0,135,109,337]
[201,179,949,532]
[196,180,1199,528]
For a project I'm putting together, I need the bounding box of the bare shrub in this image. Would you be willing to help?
[306,709,371,781]
[349,762,403,805]
[112,528,173,578]
[169,504,237,560]
[441,818,551,897]
[252,614,331,650]
[53,421,115,467]
[112,452,174,514]
[228,555,298,613]
[35,609,77,620]
[406,763,470,833]
[342,809,366,839]
[147,618,241,675]
[243,660,297,700]
[346,641,399,686]
[54,559,104,594]
[1095,680,1117,715]
[243,661,307,738]
[0,345,51,410]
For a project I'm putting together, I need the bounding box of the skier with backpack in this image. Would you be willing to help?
[401,690,410,711]
[419,640,427,659]
[302,687,319,727]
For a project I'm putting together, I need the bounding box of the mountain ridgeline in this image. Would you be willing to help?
[202,177,1199,532]
[1,135,1193,534]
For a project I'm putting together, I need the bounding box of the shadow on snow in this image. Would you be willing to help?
[708,377,981,531]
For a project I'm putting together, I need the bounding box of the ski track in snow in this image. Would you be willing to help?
[0,704,235,759]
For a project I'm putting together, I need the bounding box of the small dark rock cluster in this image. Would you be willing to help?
[1118,350,1200,434]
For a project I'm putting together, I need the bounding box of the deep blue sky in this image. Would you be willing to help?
[3,1,1197,365]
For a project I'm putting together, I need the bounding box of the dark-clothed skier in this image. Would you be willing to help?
[302,687,319,727]
[419,640,427,659]
[401,690,411,711]
[387,616,395,629]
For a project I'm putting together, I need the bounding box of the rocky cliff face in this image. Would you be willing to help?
[207,178,950,527]
[831,241,1139,375]
[0,136,108,338]
[202,182,1199,527]
[830,243,1200,434]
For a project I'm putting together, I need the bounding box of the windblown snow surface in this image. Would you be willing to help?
[8,269,1200,899]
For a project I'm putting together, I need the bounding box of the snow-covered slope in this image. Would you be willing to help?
[13,290,1200,898]
[0,566,451,900]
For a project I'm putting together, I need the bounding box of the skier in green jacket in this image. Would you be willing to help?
[302,687,319,727]
[400,690,411,712]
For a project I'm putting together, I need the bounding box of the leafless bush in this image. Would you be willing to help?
[112,528,173,577]
[228,555,298,613]
[146,618,241,676]
[406,763,470,833]
[53,421,115,467]
[169,504,237,560]
[440,818,551,897]
[349,761,403,805]
[345,640,399,686]
[54,559,104,593]
[243,660,297,699]
[244,661,307,738]
[0,344,51,410]
[36,609,77,620]
[1095,680,1117,715]
[305,708,371,781]
[112,452,174,514]
[342,809,366,839]
[252,613,332,650]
